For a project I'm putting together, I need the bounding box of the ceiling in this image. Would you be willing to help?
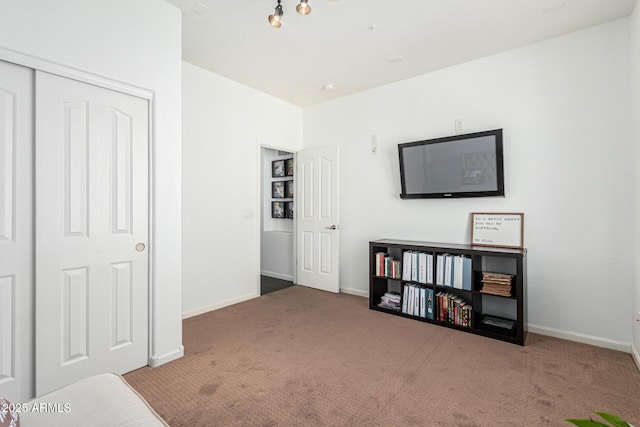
[166,0,637,107]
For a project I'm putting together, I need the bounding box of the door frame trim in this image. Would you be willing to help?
[0,46,156,368]
[0,45,153,100]
[256,140,298,294]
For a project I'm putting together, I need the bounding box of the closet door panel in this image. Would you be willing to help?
[0,60,33,401]
[35,71,149,396]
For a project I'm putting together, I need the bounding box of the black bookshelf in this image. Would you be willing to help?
[369,239,527,345]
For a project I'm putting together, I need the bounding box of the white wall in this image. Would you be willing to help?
[0,0,183,366]
[261,148,294,281]
[631,3,640,363]
[182,62,302,317]
[304,19,633,348]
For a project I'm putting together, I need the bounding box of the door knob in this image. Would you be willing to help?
[135,243,146,252]
[325,225,339,230]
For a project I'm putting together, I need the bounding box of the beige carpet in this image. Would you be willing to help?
[125,286,640,426]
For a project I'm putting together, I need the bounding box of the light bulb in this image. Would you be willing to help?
[268,2,283,28]
[296,1,311,15]
[268,15,282,27]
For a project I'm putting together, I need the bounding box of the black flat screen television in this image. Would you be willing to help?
[398,129,504,199]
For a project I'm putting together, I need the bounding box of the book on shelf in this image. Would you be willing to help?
[375,252,386,277]
[392,259,402,279]
[462,257,472,291]
[436,291,446,321]
[401,285,409,313]
[402,251,412,281]
[443,254,453,287]
[387,256,397,279]
[482,272,513,283]
[434,254,472,291]
[418,252,427,284]
[377,291,401,311]
[411,252,419,282]
[426,287,434,319]
[453,256,464,289]
[426,253,434,284]
[382,255,386,277]
[435,291,472,327]
[375,252,402,279]
[398,251,435,284]
[436,254,444,285]
[451,296,462,322]
[400,283,434,319]
[462,302,471,326]
[481,271,513,297]
[479,314,515,333]
[407,285,415,316]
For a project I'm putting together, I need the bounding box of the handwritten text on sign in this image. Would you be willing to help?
[471,213,523,248]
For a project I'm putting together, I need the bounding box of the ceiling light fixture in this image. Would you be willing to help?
[296,0,311,16]
[268,0,311,28]
[268,0,284,28]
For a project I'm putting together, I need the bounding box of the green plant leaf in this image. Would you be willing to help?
[594,412,631,427]
[565,419,609,427]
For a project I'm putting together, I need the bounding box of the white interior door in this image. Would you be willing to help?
[0,60,33,402]
[35,71,149,396]
[296,146,340,293]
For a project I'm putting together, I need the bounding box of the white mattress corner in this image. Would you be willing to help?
[19,373,168,427]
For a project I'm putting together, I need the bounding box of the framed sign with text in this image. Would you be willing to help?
[471,212,524,249]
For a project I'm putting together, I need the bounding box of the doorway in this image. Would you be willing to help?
[260,147,295,295]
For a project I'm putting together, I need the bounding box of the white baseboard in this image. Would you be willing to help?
[340,287,368,298]
[182,292,260,319]
[632,343,640,373]
[149,345,184,368]
[528,324,631,353]
[260,270,294,282]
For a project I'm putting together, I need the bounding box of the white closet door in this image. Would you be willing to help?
[35,71,150,396]
[0,60,33,402]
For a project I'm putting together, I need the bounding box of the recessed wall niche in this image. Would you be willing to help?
[262,148,294,232]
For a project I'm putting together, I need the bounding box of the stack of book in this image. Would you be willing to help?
[374,252,401,279]
[435,254,472,290]
[480,272,513,297]
[377,292,401,311]
[435,292,472,327]
[400,284,434,319]
[401,251,434,284]
[479,315,516,334]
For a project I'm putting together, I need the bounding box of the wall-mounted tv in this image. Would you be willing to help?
[398,129,504,199]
